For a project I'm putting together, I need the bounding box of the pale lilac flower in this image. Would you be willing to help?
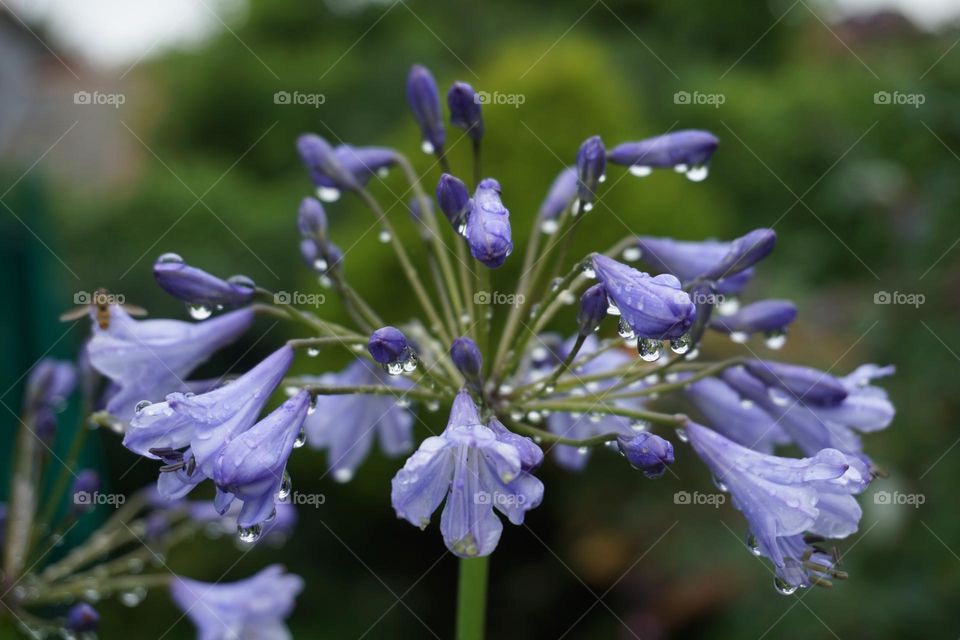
[686,422,869,587]
[214,390,310,527]
[407,64,445,153]
[171,565,303,640]
[591,254,695,340]
[703,228,777,281]
[153,256,256,308]
[297,197,327,238]
[87,305,254,420]
[608,130,719,175]
[576,135,605,210]
[744,359,848,406]
[711,300,797,338]
[391,390,543,557]
[450,337,483,389]
[25,358,75,441]
[466,178,513,268]
[577,283,608,336]
[684,376,790,454]
[538,166,577,231]
[447,81,483,141]
[436,173,471,230]
[303,359,413,482]
[296,133,359,192]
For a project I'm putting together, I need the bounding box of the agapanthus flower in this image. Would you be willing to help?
[436,173,471,231]
[297,196,328,238]
[608,129,719,180]
[25,358,76,441]
[296,133,360,194]
[65,603,99,633]
[367,326,417,375]
[303,358,414,482]
[391,390,543,557]
[465,178,513,268]
[743,359,848,406]
[591,254,696,341]
[710,299,797,342]
[153,255,256,309]
[538,166,577,233]
[577,283,608,336]
[618,431,674,478]
[683,376,790,454]
[87,305,254,420]
[450,337,483,389]
[686,422,869,590]
[576,135,606,211]
[171,565,303,640]
[447,81,483,141]
[407,64,445,154]
[214,390,310,528]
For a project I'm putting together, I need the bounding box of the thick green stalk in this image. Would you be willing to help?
[4,412,42,579]
[455,556,489,640]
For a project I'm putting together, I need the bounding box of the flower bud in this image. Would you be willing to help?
[66,603,99,632]
[538,166,577,232]
[447,81,483,141]
[297,197,328,238]
[703,228,776,281]
[436,173,471,230]
[450,337,483,384]
[744,359,848,406]
[296,134,359,191]
[608,130,719,172]
[154,256,256,308]
[576,135,605,210]
[466,179,513,268]
[368,327,410,365]
[711,300,797,337]
[407,65,445,153]
[577,283,608,335]
[617,432,674,478]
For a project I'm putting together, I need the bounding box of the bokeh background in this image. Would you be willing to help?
[2,0,959,637]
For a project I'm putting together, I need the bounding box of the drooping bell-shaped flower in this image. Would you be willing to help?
[407,64,445,154]
[171,565,303,640]
[538,166,577,233]
[303,359,414,482]
[710,300,797,342]
[450,337,483,388]
[577,283,608,336]
[683,375,790,454]
[391,390,543,557]
[214,390,310,527]
[686,421,869,585]
[576,135,605,211]
[447,81,483,141]
[744,359,848,406]
[153,256,256,309]
[617,432,674,478]
[608,130,719,180]
[87,305,254,420]
[465,178,513,268]
[296,133,360,193]
[592,254,696,341]
[702,228,777,282]
[436,173,471,231]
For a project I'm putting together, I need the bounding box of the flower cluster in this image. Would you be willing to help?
[1,62,896,640]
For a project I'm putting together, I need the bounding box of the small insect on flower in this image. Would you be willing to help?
[59,287,147,330]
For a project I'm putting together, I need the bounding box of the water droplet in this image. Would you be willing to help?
[583,202,594,213]
[670,333,692,355]
[622,246,642,261]
[576,446,589,455]
[188,304,212,320]
[618,317,635,339]
[631,420,649,432]
[420,140,435,154]
[764,329,787,350]
[498,384,515,395]
[227,274,255,291]
[747,534,762,556]
[572,199,581,215]
[607,296,622,316]
[638,338,662,362]
[135,400,151,413]
[644,373,659,385]
[769,388,791,407]
[237,523,262,543]
[774,577,798,596]
[712,475,728,492]
[425,399,440,413]
[716,297,740,316]
[333,468,354,483]
[540,219,559,234]
[686,165,709,182]
[510,411,524,422]
[402,353,418,373]
[558,290,576,305]
[385,361,404,376]
[278,470,292,500]
[526,411,542,424]
[674,163,689,174]
[317,186,341,202]
[319,275,334,289]
[120,586,147,607]
[543,384,556,394]
[676,428,689,443]
[377,167,390,178]
[629,164,652,177]
[313,258,329,272]
[729,331,749,344]
[598,173,607,183]
[306,347,320,358]
[157,252,183,264]
[740,398,755,410]
[378,230,392,243]
[396,397,411,409]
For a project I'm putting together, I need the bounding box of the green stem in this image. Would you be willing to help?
[4,411,42,580]
[455,556,489,640]
[294,382,444,401]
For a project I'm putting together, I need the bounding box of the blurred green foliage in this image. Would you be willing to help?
[19,0,960,636]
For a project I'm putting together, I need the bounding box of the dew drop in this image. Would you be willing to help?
[716,297,740,316]
[420,140,435,154]
[638,338,662,362]
[378,230,392,243]
[188,304,212,320]
[227,274,256,291]
[774,577,798,596]
[158,252,184,264]
[317,186,341,203]
[686,165,709,182]
[385,361,404,376]
[607,296,622,316]
[333,468,354,483]
[764,329,787,350]
[729,331,749,344]
[618,317,635,339]
[676,428,689,443]
[576,446,589,455]
[670,333,692,355]
[769,388,791,407]
[120,586,147,607]
[622,246,642,261]
[526,411,542,424]
[135,400,151,413]
[402,351,419,373]
[277,470,292,500]
[313,258,329,272]
[237,524,262,544]
[540,219,559,234]
[747,534,762,556]
[629,165,652,177]
[583,202,594,213]
[581,264,597,279]
[318,275,334,289]
[712,475,728,492]
[306,347,320,358]
[425,399,440,413]
[558,290,576,305]
[377,167,390,178]
[294,427,307,448]
[510,411,524,422]
[740,398,755,410]
[674,163,689,174]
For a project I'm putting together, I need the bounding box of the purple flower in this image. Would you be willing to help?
[450,337,483,387]
[367,326,415,374]
[608,130,719,180]
[466,178,513,268]
[303,359,414,482]
[407,64,445,153]
[577,283,608,336]
[436,173,471,231]
[592,254,696,341]
[296,133,359,194]
[744,359,848,406]
[447,81,483,141]
[65,603,99,632]
[153,255,256,308]
[391,390,543,557]
[71,470,101,513]
[702,228,777,281]
[297,197,328,238]
[711,300,797,340]
[686,422,869,589]
[684,376,790,454]
[618,432,674,478]
[87,306,254,420]
[171,565,303,640]
[214,390,310,527]
[538,166,577,232]
[576,135,606,210]
[25,358,75,441]
[487,418,543,471]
